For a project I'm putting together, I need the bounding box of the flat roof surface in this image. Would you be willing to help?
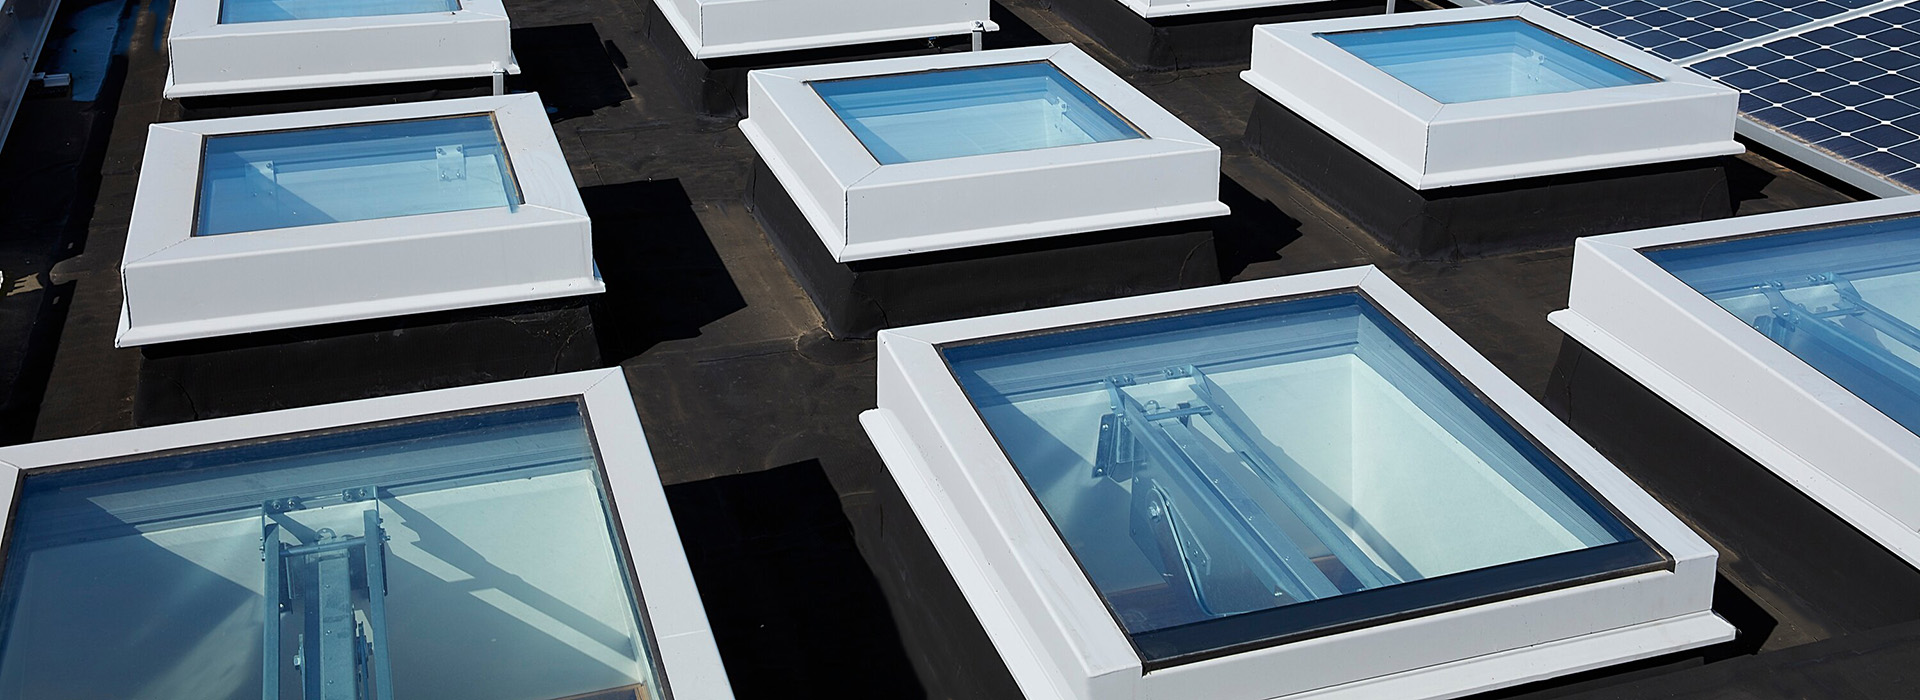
[0,0,1915,697]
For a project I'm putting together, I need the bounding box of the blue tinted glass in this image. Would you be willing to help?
[1324,19,1658,103]
[811,62,1143,165]
[196,115,521,236]
[943,293,1650,659]
[1649,216,1920,434]
[0,403,663,700]
[221,0,460,24]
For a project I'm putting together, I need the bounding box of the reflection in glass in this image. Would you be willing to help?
[1323,19,1656,103]
[811,61,1143,165]
[195,115,521,237]
[1650,216,1920,434]
[943,293,1653,658]
[0,403,662,700]
[220,0,461,24]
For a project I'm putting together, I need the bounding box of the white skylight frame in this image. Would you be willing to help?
[118,94,600,347]
[862,266,1731,700]
[0,369,736,700]
[650,0,997,59]
[1241,5,1742,189]
[1553,196,1920,570]
[740,44,1228,262]
[165,0,516,98]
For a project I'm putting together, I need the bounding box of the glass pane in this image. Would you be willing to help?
[221,0,461,24]
[1322,18,1658,103]
[196,115,522,237]
[942,293,1653,659]
[810,61,1144,165]
[1649,215,1920,435]
[0,402,664,700]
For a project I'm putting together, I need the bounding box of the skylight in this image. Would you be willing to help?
[1241,6,1739,189]
[811,62,1142,164]
[740,44,1225,262]
[1553,197,1920,570]
[1322,18,1656,104]
[941,291,1659,660]
[121,95,601,347]
[0,401,660,700]
[195,115,521,237]
[863,268,1730,699]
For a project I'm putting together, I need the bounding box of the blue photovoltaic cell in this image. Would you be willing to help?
[1488,0,1920,192]
[1689,3,1920,190]
[1491,0,1882,60]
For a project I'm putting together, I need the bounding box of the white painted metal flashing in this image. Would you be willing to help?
[1241,5,1744,189]
[863,266,1732,700]
[118,94,601,347]
[0,369,736,699]
[164,0,517,98]
[650,0,996,59]
[1552,197,1920,569]
[739,44,1229,262]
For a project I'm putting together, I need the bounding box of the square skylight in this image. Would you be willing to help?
[196,115,522,237]
[1242,5,1740,189]
[168,0,512,97]
[1321,19,1656,104]
[220,0,460,24]
[942,292,1661,662]
[0,370,734,700]
[811,62,1142,165]
[121,95,600,347]
[865,267,1730,700]
[1554,197,1920,571]
[649,0,993,58]
[740,44,1226,262]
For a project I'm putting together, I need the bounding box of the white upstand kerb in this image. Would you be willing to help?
[119,94,600,347]
[740,44,1228,262]
[864,266,1733,700]
[1554,197,1920,570]
[1241,5,1741,189]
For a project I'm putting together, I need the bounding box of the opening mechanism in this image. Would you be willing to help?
[1098,366,1400,621]
[262,487,395,700]
[1749,272,1920,393]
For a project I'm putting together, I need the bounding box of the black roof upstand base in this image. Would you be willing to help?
[1545,335,1920,647]
[172,77,496,121]
[134,297,602,427]
[641,0,979,119]
[747,156,1221,339]
[1049,0,1386,71]
[1245,95,1737,261]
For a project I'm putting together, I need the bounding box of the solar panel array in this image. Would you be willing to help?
[1500,0,1883,60]
[1689,3,1920,190]
[1486,0,1920,193]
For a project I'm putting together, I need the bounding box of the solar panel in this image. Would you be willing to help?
[1490,0,1884,60]
[1469,0,1920,193]
[1689,3,1920,189]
